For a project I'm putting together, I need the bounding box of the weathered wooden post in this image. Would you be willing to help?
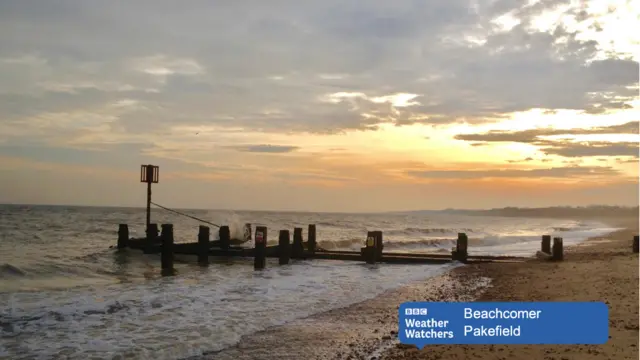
[292,227,304,259]
[374,230,384,261]
[452,233,468,262]
[308,224,317,253]
[254,226,267,270]
[278,230,291,265]
[633,235,639,253]
[117,224,129,249]
[198,225,210,266]
[147,223,159,242]
[244,223,252,242]
[219,226,231,250]
[140,164,159,237]
[143,223,159,253]
[161,224,175,276]
[541,235,551,254]
[552,237,563,261]
[364,231,377,264]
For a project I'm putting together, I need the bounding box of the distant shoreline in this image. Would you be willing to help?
[1,202,638,217]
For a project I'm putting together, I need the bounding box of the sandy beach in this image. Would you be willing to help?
[380,217,639,360]
[193,214,639,360]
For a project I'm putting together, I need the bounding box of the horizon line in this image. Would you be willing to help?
[1,202,637,215]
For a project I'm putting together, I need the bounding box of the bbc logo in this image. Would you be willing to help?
[405,308,428,315]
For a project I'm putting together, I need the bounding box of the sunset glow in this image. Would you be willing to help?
[0,0,637,211]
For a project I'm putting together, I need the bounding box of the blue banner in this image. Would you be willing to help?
[398,302,608,347]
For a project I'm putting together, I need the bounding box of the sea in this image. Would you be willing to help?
[0,204,621,360]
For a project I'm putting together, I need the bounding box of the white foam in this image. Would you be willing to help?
[469,225,622,256]
[0,260,461,359]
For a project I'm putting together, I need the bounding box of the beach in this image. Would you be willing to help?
[1,206,636,359]
[379,217,639,360]
[196,215,639,360]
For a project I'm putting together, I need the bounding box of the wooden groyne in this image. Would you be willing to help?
[114,164,640,276]
[114,222,581,276]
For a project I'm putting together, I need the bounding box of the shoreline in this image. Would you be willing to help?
[190,266,493,360]
[191,216,638,360]
[379,218,639,360]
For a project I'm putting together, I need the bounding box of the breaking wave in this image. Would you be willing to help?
[0,264,26,278]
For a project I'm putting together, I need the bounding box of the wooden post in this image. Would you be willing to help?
[453,233,468,262]
[117,224,129,249]
[144,224,159,255]
[142,224,156,254]
[541,235,551,254]
[374,231,384,261]
[308,224,317,253]
[552,237,563,261]
[198,225,210,266]
[244,223,252,242]
[633,235,639,253]
[219,225,231,250]
[278,230,291,265]
[140,164,159,236]
[292,227,304,259]
[145,182,152,233]
[147,223,159,242]
[161,224,175,276]
[254,226,267,270]
[364,231,377,264]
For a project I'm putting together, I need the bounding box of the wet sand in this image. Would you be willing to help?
[191,216,638,360]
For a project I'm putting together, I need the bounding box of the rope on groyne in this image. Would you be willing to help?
[150,201,221,228]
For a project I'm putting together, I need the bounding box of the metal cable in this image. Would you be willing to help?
[150,201,221,228]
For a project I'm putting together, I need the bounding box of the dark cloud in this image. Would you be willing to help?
[454,121,639,143]
[507,157,534,163]
[454,120,640,158]
[407,166,619,180]
[224,144,301,153]
[540,141,639,158]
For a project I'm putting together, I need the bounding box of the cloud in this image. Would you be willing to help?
[0,0,637,144]
[0,0,638,212]
[540,141,639,158]
[507,157,534,163]
[616,157,638,164]
[224,144,301,153]
[407,166,620,180]
[454,120,640,158]
[454,121,640,143]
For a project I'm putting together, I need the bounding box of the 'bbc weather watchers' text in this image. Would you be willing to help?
[398,302,608,346]
[404,307,542,339]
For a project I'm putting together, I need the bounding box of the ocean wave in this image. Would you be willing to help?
[0,258,116,282]
[317,225,618,251]
[313,221,363,229]
[317,238,364,249]
[318,237,457,251]
[0,299,134,336]
[552,227,571,232]
[0,264,27,278]
[386,227,473,236]
[0,261,459,359]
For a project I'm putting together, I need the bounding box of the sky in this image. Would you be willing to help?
[0,0,638,212]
